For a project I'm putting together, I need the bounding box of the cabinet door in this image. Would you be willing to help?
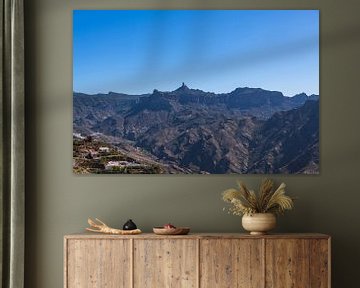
[309,239,330,288]
[266,239,310,288]
[134,239,198,288]
[200,239,264,288]
[66,239,131,288]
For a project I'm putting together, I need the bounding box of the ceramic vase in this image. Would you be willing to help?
[242,213,276,235]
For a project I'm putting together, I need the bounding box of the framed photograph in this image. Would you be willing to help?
[73,10,319,174]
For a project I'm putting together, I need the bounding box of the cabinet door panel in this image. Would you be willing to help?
[200,239,264,288]
[265,239,310,288]
[134,239,198,288]
[310,239,330,288]
[66,239,131,288]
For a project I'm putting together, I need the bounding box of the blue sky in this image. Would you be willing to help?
[73,10,319,96]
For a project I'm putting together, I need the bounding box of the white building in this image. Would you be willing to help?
[105,160,143,170]
[99,147,110,153]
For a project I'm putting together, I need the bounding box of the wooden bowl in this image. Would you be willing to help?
[153,227,190,235]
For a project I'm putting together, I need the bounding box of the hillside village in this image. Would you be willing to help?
[73,134,163,174]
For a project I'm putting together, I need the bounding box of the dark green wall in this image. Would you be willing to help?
[24,0,360,287]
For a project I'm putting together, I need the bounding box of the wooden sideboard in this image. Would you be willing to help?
[64,233,330,288]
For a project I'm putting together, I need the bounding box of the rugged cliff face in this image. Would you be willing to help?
[73,84,319,174]
[248,100,319,174]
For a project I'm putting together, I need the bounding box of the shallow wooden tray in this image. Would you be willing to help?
[153,227,190,235]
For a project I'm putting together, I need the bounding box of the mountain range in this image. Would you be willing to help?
[73,84,319,174]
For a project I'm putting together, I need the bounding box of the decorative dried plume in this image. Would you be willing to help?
[258,178,274,211]
[222,178,294,216]
[237,181,258,211]
[264,183,294,215]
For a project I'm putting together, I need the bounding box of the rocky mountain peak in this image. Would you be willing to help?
[292,92,308,100]
[175,82,190,92]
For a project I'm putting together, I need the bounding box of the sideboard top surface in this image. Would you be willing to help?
[64,232,330,240]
